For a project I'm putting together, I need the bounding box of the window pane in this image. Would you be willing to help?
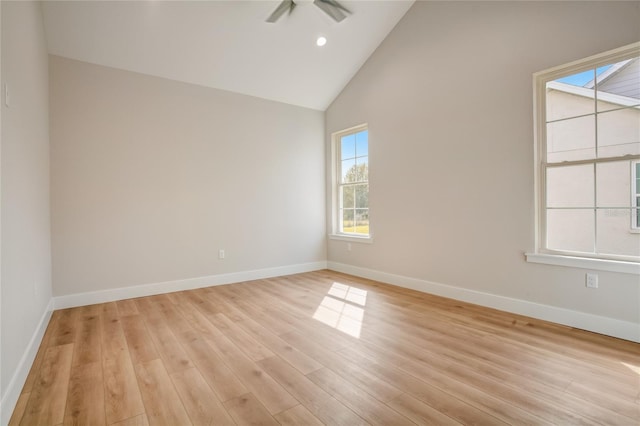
[636,198,640,227]
[546,209,595,253]
[596,107,640,158]
[636,162,640,194]
[596,161,631,208]
[355,209,369,234]
[597,209,640,257]
[546,115,595,162]
[597,58,640,113]
[342,209,354,233]
[341,185,354,209]
[355,130,368,157]
[341,134,355,160]
[555,69,595,88]
[546,164,594,208]
[341,159,356,183]
[546,81,595,122]
[355,156,368,182]
[355,184,368,208]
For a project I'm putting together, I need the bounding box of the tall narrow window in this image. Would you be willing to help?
[333,125,369,238]
[534,44,640,262]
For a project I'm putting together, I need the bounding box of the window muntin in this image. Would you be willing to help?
[537,45,640,261]
[335,126,369,237]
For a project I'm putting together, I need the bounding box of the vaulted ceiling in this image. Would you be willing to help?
[42,1,414,110]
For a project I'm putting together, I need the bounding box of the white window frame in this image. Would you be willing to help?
[632,160,640,232]
[329,123,372,243]
[526,42,640,275]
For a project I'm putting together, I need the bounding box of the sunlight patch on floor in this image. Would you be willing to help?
[621,362,640,375]
[312,282,367,338]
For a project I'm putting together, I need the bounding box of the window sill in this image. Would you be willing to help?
[329,234,373,244]
[525,252,640,275]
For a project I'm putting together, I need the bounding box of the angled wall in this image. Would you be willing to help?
[326,1,640,339]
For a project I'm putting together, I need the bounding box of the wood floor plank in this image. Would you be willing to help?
[78,303,103,318]
[63,361,106,426]
[110,414,149,426]
[11,270,640,426]
[387,393,463,426]
[306,367,413,426]
[140,309,193,374]
[222,393,279,426]
[200,329,299,415]
[20,344,74,426]
[232,298,296,335]
[101,303,146,424]
[172,300,219,335]
[355,338,548,424]
[120,315,160,365]
[72,312,101,366]
[158,303,193,336]
[163,292,182,305]
[273,404,324,426]
[248,287,357,352]
[8,392,29,426]
[234,315,323,375]
[208,312,275,361]
[22,315,56,394]
[174,330,248,402]
[48,309,78,347]
[257,355,367,426]
[116,299,139,317]
[170,367,235,426]
[203,288,248,322]
[134,359,192,426]
[187,300,299,415]
[279,330,404,403]
[341,321,611,425]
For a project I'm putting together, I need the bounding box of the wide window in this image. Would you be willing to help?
[533,43,640,264]
[333,125,369,238]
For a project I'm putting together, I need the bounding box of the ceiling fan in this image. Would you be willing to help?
[266,0,351,23]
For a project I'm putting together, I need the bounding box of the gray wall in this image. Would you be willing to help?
[50,56,326,297]
[1,0,52,402]
[326,1,640,323]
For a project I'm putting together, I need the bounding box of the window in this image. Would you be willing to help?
[332,125,370,239]
[532,43,640,265]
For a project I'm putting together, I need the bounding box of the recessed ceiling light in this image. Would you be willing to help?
[316,36,327,47]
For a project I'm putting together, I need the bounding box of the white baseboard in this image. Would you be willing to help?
[3,259,634,426]
[328,261,640,343]
[54,261,328,310]
[1,299,54,426]
[1,261,327,425]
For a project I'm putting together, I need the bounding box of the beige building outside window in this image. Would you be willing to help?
[538,46,639,263]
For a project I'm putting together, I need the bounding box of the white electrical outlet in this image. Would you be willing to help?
[585,273,598,289]
[219,249,225,260]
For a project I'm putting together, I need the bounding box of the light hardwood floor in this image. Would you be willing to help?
[9,270,640,425]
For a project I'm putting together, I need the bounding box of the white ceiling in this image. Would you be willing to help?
[41,0,414,111]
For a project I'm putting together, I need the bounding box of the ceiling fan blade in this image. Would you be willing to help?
[266,0,296,23]
[323,0,350,13]
[314,0,349,22]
